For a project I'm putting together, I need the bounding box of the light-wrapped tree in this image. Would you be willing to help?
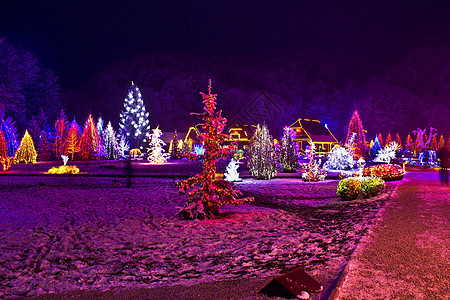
[279,126,298,172]
[79,114,99,160]
[345,110,366,159]
[248,123,277,180]
[118,82,150,150]
[65,119,81,160]
[104,121,120,160]
[169,130,183,159]
[53,109,68,157]
[14,130,37,163]
[176,80,253,219]
[147,126,170,164]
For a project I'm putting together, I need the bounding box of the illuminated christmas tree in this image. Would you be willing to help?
[248,123,277,180]
[53,109,68,157]
[147,126,169,164]
[104,121,120,160]
[370,135,382,157]
[438,135,445,149]
[385,133,392,147]
[119,82,150,150]
[345,110,366,159]
[1,117,19,157]
[405,134,413,152]
[65,119,81,160]
[395,133,403,151]
[430,135,438,151]
[323,145,355,170]
[96,116,107,158]
[14,130,37,164]
[378,133,384,148]
[117,134,130,158]
[279,126,298,172]
[80,114,99,160]
[169,130,183,159]
[176,80,253,219]
[0,128,7,158]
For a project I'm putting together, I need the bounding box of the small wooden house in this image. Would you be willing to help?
[290,119,338,156]
[224,124,256,150]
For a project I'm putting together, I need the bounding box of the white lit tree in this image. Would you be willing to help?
[147,126,170,164]
[323,146,355,170]
[119,81,150,150]
[374,142,399,164]
[104,122,120,160]
[279,126,298,172]
[117,134,130,158]
[248,123,277,180]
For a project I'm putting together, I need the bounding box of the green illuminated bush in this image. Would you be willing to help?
[337,177,385,201]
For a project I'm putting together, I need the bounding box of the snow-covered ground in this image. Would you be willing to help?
[0,164,399,299]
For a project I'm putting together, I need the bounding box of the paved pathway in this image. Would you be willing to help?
[334,169,450,300]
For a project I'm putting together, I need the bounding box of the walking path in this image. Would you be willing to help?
[332,169,450,299]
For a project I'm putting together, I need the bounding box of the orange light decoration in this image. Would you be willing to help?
[65,120,81,160]
[0,128,7,158]
[0,156,13,172]
[14,130,37,164]
[176,79,253,219]
[358,164,404,181]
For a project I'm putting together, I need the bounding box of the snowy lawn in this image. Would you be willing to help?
[0,174,398,299]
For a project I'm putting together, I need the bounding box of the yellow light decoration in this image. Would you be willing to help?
[0,156,13,172]
[129,148,142,158]
[47,165,80,174]
[14,130,37,164]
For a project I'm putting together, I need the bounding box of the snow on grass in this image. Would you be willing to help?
[0,175,398,298]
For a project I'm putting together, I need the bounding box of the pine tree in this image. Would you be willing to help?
[405,134,413,152]
[370,135,382,157]
[147,126,170,164]
[345,110,366,159]
[14,130,37,163]
[28,116,41,144]
[53,109,68,157]
[104,121,120,160]
[385,133,392,146]
[430,135,438,151]
[119,82,151,150]
[176,80,253,219]
[248,123,277,180]
[117,134,130,158]
[0,129,7,158]
[169,130,183,159]
[1,117,20,157]
[65,119,81,160]
[96,116,107,158]
[378,133,384,148]
[279,126,298,172]
[438,135,445,149]
[395,133,403,151]
[37,130,51,161]
[80,114,99,160]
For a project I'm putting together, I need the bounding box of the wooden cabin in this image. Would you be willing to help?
[224,124,256,150]
[290,118,338,156]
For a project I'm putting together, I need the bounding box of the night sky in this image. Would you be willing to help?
[2,1,449,89]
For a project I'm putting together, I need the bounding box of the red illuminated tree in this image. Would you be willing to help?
[385,133,392,147]
[378,133,384,148]
[405,134,413,152]
[438,135,445,149]
[345,110,366,159]
[80,114,99,160]
[53,109,68,157]
[176,80,253,219]
[0,129,7,158]
[395,133,403,151]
